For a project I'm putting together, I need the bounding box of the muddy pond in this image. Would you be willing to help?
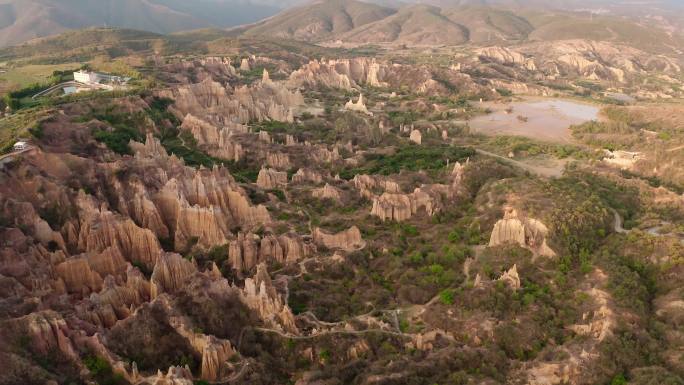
[469,99,600,143]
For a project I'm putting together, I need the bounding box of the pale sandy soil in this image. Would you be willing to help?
[469,98,600,143]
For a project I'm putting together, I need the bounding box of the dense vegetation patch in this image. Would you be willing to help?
[339,145,476,179]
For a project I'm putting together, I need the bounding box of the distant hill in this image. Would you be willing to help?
[0,0,299,48]
[2,0,682,53]
[339,5,469,46]
[241,0,397,42]
[239,0,684,53]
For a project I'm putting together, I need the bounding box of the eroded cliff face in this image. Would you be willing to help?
[352,174,401,199]
[240,264,298,334]
[151,253,198,298]
[75,191,163,270]
[228,232,313,272]
[257,167,288,189]
[370,186,446,222]
[292,168,325,185]
[289,57,483,96]
[312,183,343,202]
[158,72,303,127]
[477,41,682,85]
[2,39,670,385]
[313,226,364,251]
[163,57,238,84]
[181,114,246,162]
[127,135,272,251]
[289,58,389,90]
[489,208,556,257]
[0,106,302,383]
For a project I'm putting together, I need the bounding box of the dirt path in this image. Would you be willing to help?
[474,148,567,178]
[611,209,627,234]
[666,144,684,152]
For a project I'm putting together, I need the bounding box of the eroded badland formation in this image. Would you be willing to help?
[1,1,684,384]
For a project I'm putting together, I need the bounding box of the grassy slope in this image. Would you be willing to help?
[0,63,80,92]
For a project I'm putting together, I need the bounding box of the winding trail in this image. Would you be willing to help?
[474,148,566,178]
[612,209,627,234]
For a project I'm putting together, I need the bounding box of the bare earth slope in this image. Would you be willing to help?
[242,0,397,42]
[339,4,469,46]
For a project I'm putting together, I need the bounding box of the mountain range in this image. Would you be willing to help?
[0,0,683,49]
[0,0,303,48]
[240,0,684,54]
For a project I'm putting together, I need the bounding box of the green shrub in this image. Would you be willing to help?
[439,289,455,305]
[340,145,475,179]
[93,126,142,155]
[495,88,513,97]
[84,355,127,385]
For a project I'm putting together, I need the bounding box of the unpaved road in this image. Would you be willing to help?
[474,148,567,178]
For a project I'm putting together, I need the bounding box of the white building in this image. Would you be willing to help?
[74,70,100,84]
[74,70,128,86]
[13,141,28,151]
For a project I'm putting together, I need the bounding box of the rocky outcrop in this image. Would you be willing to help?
[311,146,341,164]
[199,336,236,382]
[131,132,170,159]
[240,58,251,71]
[181,114,246,162]
[148,164,271,251]
[289,57,468,96]
[240,264,297,334]
[345,94,371,115]
[569,287,615,342]
[278,234,313,264]
[405,330,454,351]
[261,69,272,84]
[478,46,536,70]
[1,199,66,251]
[285,134,298,146]
[173,203,230,251]
[228,232,312,272]
[489,208,556,257]
[266,152,291,170]
[289,58,389,90]
[55,246,128,295]
[229,232,262,272]
[312,226,364,252]
[258,130,272,143]
[371,186,443,222]
[82,266,151,327]
[291,168,324,184]
[371,193,412,222]
[602,150,644,170]
[24,311,79,361]
[498,264,521,290]
[257,168,288,190]
[451,160,468,192]
[150,253,198,298]
[153,295,238,382]
[75,192,162,269]
[312,183,343,202]
[115,179,170,239]
[410,129,422,145]
[158,76,303,126]
[144,367,194,385]
[347,339,371,360]
[352,174,401,199]
[509,40,682,85]
[164,57,237,84]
